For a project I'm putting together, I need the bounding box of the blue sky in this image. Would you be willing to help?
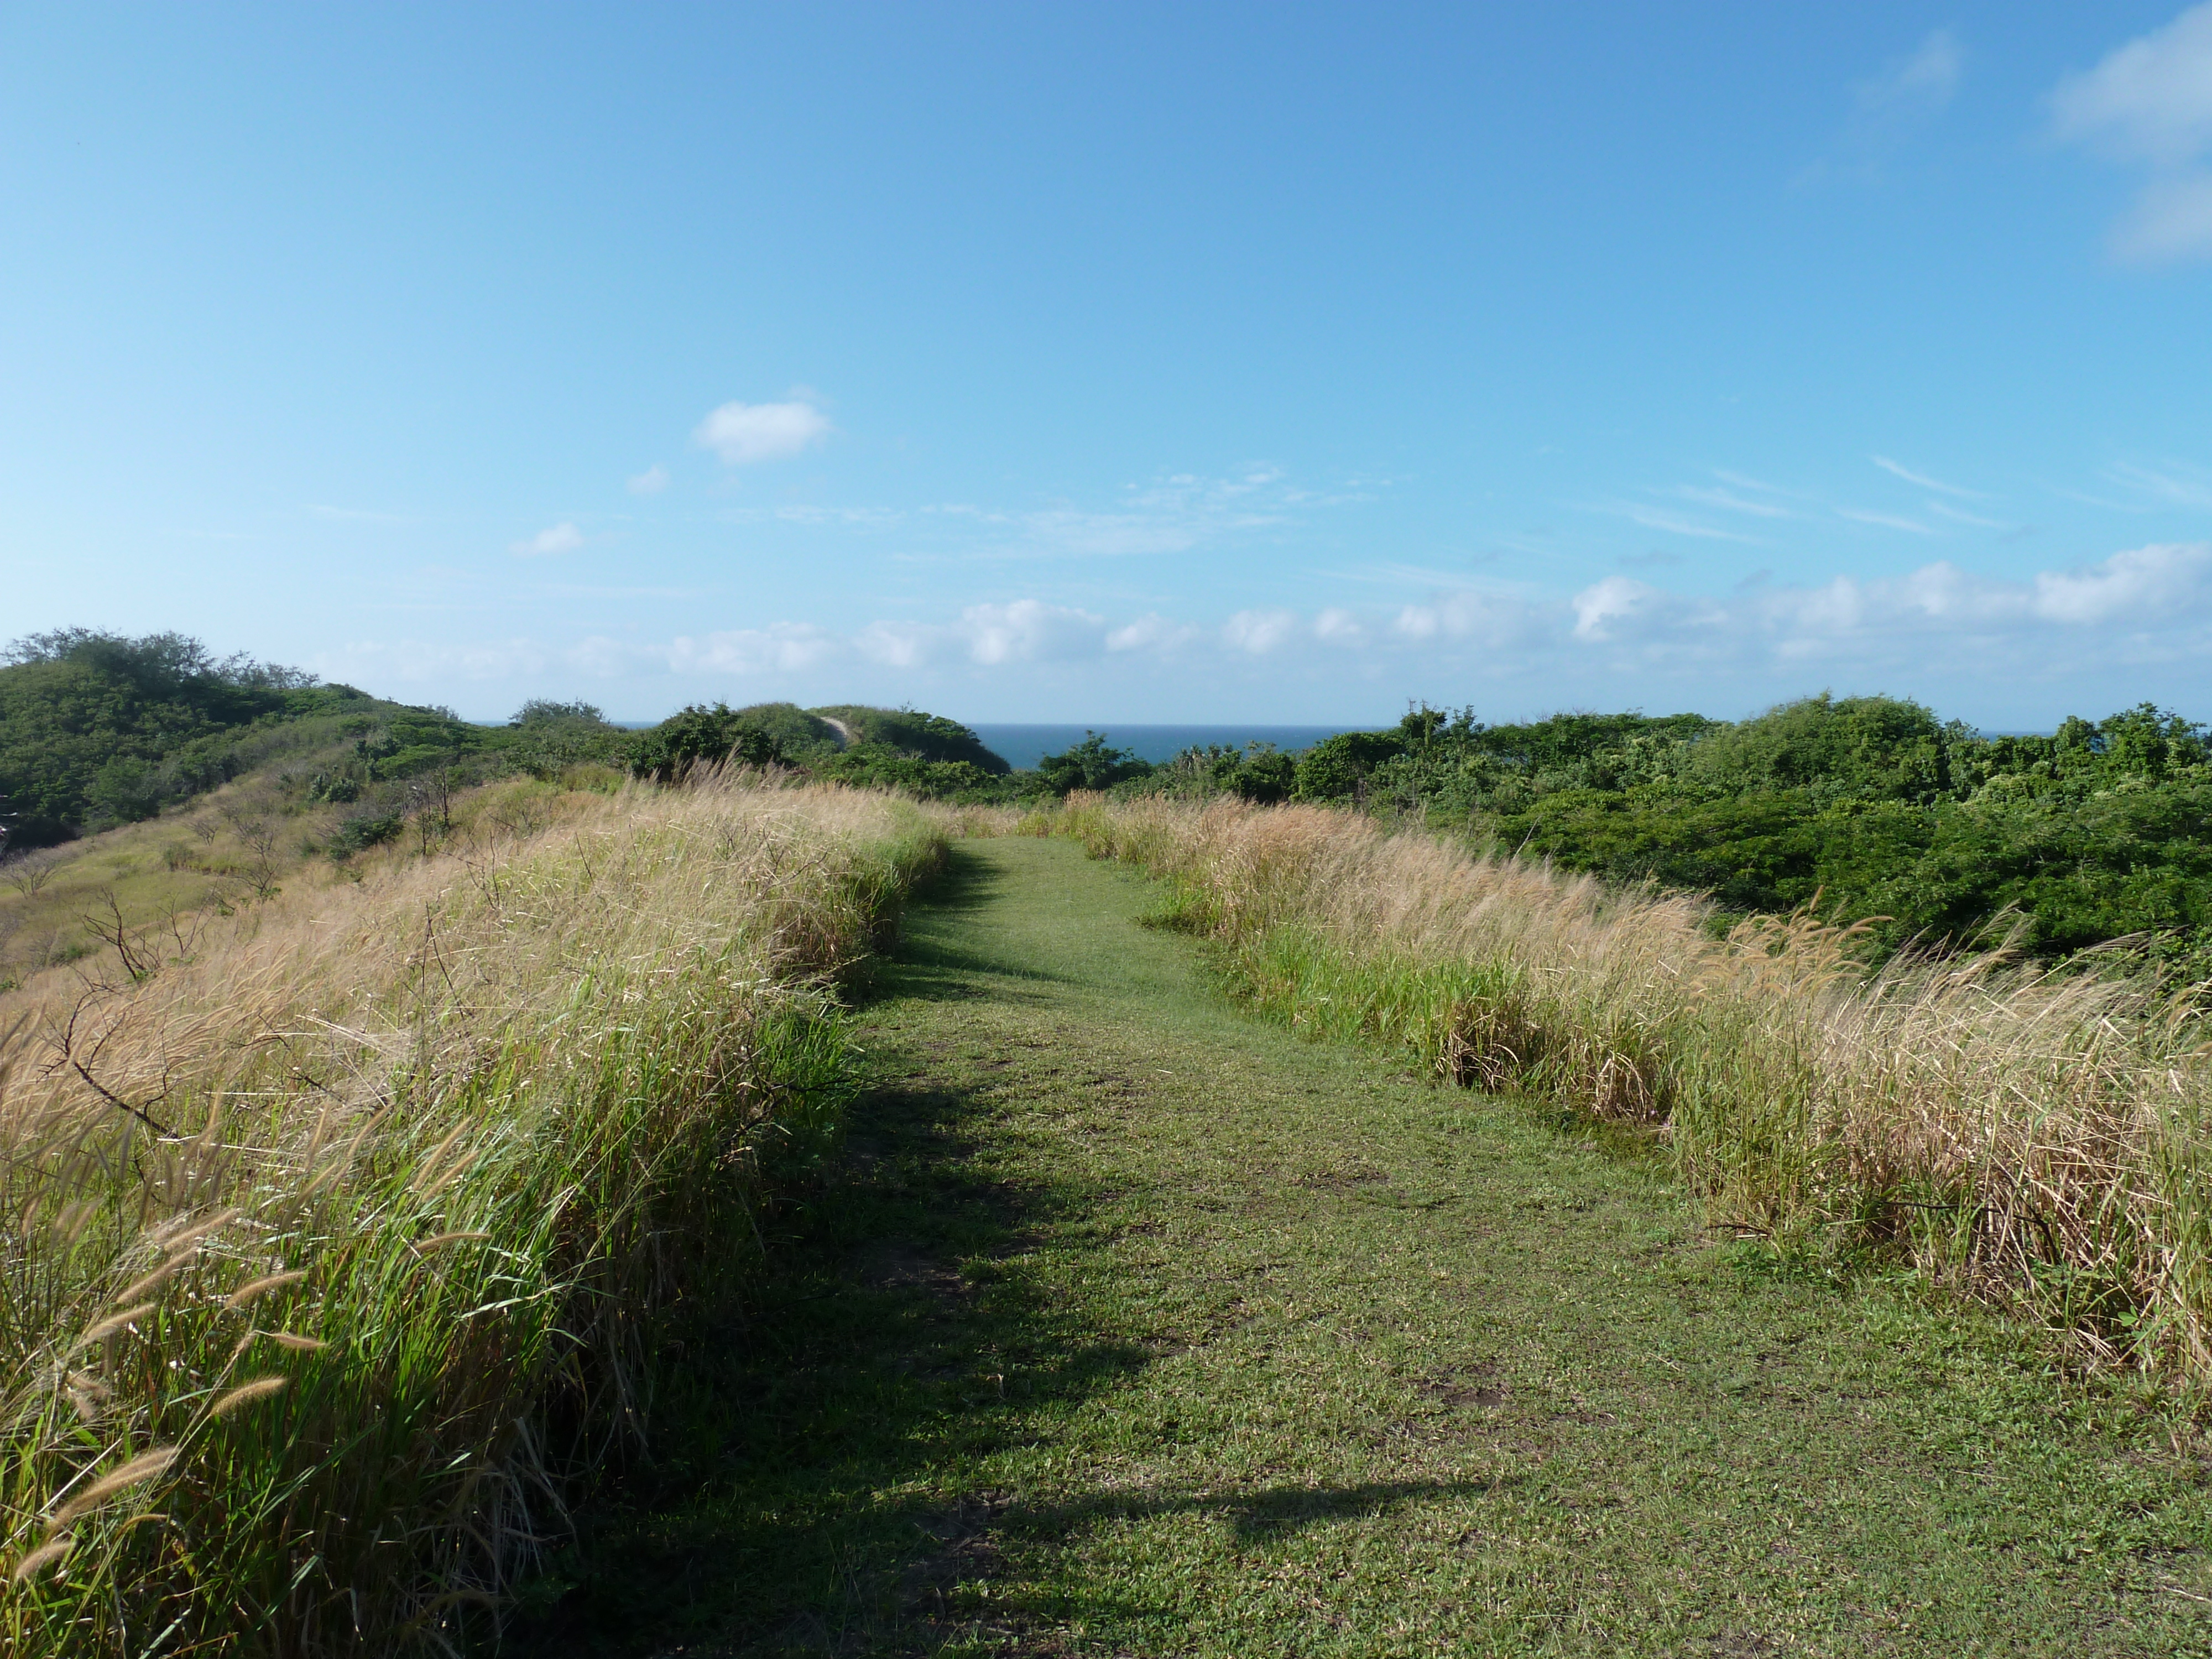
[4,3,2211,727]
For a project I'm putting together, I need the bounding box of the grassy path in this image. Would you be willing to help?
[534,838,2212,1657]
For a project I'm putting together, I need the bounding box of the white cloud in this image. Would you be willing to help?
[2054,4,2212,165]
[1391,588,1541,650]
[693,399,832,465]
[510,521,584,557]
[627,465,669,495]
[1572,576,1691,643]
[1107,613,1202,653]
[1222,609,1299,654]
[2053,5,2212,260]
[669,624,839,675]
[566,635,638,676]
[306,539,2212,716]
[1313,608,1365,646]
[1380,541,2212,674]
[1875,30,1963,114]
[2031,541,2212,623]
[2114,171,2212,260]
[855,601,1106,669]
[1572,577,1647,643]
[961,600,1104,665]
[852,620,934,670]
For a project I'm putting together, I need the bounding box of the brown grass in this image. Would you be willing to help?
[0,773,948,1654]
[1051,792,2212,1386]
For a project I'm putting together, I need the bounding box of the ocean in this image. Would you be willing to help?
[967,723,1375,771]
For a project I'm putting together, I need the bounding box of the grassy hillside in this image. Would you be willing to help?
[0,632,633,854]
[809,703,1011,773]
[1052,791,2212,1391]
[0,630,328,846]
[0,641,1021,985]
[0,774,947,1652]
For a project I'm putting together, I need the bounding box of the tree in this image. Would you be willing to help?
[628,704,787,782]
[1035,733,1152,795]
[510,698,608,727]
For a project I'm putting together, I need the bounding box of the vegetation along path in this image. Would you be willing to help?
[535,837,2212,1657]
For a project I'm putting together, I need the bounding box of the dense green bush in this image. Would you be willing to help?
[627,704,788,782]
[0,630,329,843]
[328,810,405,857]
[1291,729,1412,800]
[810,744,1009,800]
[1144,742,1295,804]
[1032,732,1153,795]
[1288,695,2212,963]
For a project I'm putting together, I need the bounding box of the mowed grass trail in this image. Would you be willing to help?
[533,837,2212,1657]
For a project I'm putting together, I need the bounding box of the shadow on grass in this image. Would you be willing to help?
[863,846,1089,1001]
[503,847,1135,1656]
[1008,1473,1520,1547]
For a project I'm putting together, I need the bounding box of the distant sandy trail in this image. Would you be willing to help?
[817,716,854,747]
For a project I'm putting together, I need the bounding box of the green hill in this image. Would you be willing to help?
[807,704,1011,774]
[0,630,629,851]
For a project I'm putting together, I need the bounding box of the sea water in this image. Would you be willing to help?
[967,724,1375,771]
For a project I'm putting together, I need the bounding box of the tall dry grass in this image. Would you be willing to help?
[0,775,947,1655]
[1051,793,2212,1384]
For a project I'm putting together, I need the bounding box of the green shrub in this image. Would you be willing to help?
[328,812,403,858]
[627,705,787,782]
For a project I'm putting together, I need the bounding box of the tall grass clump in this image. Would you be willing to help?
[1047,793,2212,1385]
[0,775,947,1655]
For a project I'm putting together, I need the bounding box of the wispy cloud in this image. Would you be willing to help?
[1712,470,1800,498]
[510,521,584,557]
[920,466,1313,560]
[2053,3,2212,261]
[1803,29,1962,183]
[2106,458,2212,509]
[309,503,415,525]
[1672,484,1794,519]
[693,398,833,465]
[1598,502,1765,544]
[1926,500,2008,529]
[762,505,905,529]
[1870,456,1989,499]
[1834,506,1934,535]
[627,465,669,496]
